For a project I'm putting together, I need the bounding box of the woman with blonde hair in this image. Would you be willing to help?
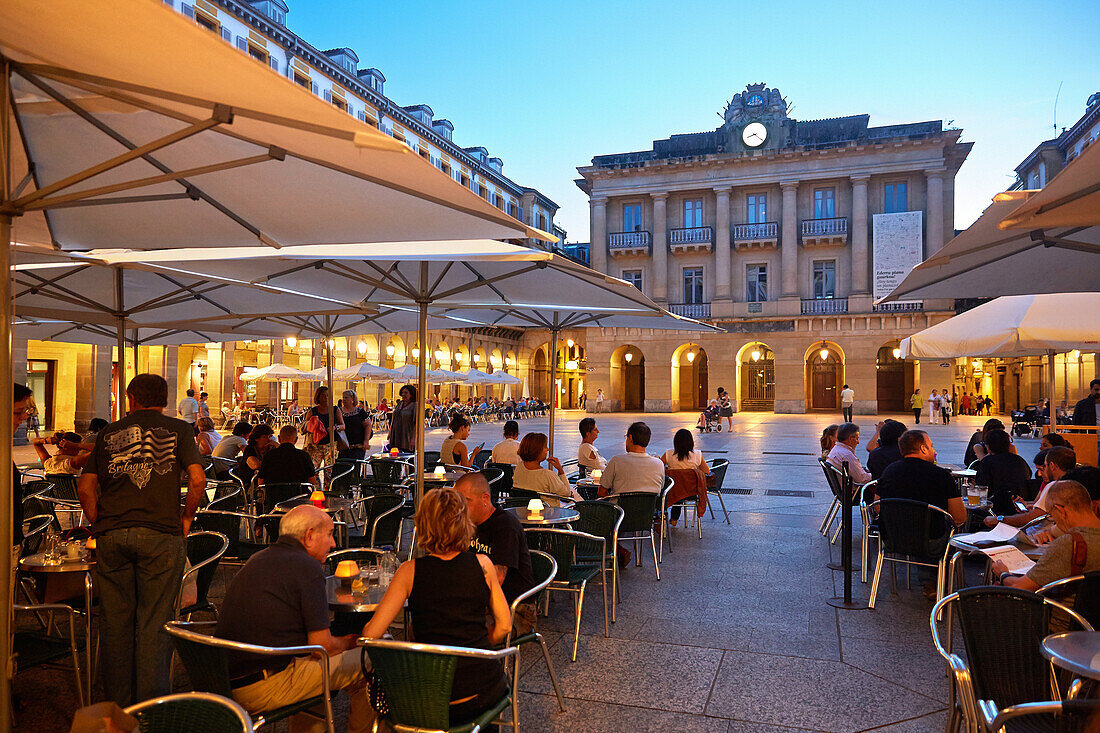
[196,416,221,456]
[362,488,511,724]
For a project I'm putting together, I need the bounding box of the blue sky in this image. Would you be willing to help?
[293,0,1099,241]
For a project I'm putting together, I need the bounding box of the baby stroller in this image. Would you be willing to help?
[697,409,721,432]
[1010,405,1038,437]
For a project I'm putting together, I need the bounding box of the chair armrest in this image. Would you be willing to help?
[989,701,1066,730]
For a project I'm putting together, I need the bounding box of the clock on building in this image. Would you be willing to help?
[742,121,767,148]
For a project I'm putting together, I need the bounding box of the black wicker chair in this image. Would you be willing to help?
[178,531,229,621]
[124,692,253,732]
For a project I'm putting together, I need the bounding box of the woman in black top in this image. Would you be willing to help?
[337,389,371,461]
[975,428,1032,516]
[386,384,418,453]
[363,487,511,723]
[304,386,344,467]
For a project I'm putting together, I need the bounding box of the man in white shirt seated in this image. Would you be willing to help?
[577,418,607,476]
[826,422,872,484]
[490,420,521,465]
[599,422,665,496]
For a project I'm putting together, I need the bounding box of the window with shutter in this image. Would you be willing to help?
[323,89,332,103]
[236,36,247,51]
[269,56,279,71]
[163,0,174,7]
[311,82,319,95]
[358,111,366,122]
[182,4,194,19]
[220,27,231,42]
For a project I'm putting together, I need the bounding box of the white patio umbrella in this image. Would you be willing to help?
[1000,139,1100,230]
[331,363,402,383]
[899,292,1100,421]
[880,192,1100,302]
[459,369,497,385]
[240,363,312,415]
[93,241,665,502]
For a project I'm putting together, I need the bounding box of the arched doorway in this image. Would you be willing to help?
[876,343,908,412]
[739,342,775,411]
[532,347,549,402]
[672,344,708,410]
[611,345,645,411]
[808,344,841,410]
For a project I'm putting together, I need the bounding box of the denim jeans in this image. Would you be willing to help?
[95,527,185,706]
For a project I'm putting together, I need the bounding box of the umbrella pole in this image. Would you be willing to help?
[326,335,336,467]
[1049,350,1057,433]
[416,264,428,509]
[1,212,15,733]
[115,270,127,420]
[548,325,559,457]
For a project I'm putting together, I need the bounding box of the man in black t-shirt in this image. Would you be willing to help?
[257,426,318,488]
[877,429,967,535]
[78,374,206,706]
[455,472,535,632]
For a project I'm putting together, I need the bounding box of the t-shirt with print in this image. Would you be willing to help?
[470,507,534,604]
[82,410,202,536]
[1026,526,1100,588]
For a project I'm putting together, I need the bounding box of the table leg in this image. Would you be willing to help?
[84,571,93,703]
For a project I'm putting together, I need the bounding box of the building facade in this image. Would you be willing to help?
[571,83,973,414]
[18,0,559,434]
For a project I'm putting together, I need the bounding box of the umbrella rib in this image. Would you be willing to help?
[895,240,1045,299]
[7,83,60,247]
[427,262,454,296]
[40,192,196,209]
[374,261,417,295]
[14,272,114,314]
[16,69,282,248]
[1035,234,1100,255]
[454,262,513,304]
[1033,181,1100,218]
[326,261,412,300]
[433,262,542,302]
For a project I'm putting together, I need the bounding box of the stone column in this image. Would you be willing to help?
[652,193,668,303]
[13,338,28,443]
[74,347,96,431]
[269,340,284,407]
[780,181,799,299]
[93,346,113,423]
[850,175,870,294]
[589,197,607,273]
[714,187,732,303]
[219,342,236,411]
[164,347,179,409]
[925,168,945,256]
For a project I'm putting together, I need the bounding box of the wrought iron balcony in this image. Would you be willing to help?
[872,301,924,313]
[733,221,779,251]
[801,298,848,315]
[608,231,651,256]
[800,217,848,248]
[668,226,713,253]
[669,302,711,319]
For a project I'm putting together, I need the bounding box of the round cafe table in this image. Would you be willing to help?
[507,506,579,526]
[20,552,95,702]
[1041,631,1100,683]
[326,575,390,613]
[422,472,467,486]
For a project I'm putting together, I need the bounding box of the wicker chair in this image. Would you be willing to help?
[13,602,85,707]
[573,500,624,621]
[358,638,519,733]
[705,458,731,524]
[347,493,405,549]
[867,498,955,609]
[504,549,565,712]
[1037,572,1100,632]
[124,692,253,732]
[178,531,229,621]
[930,587,1093,733]
[986,699,1100,733]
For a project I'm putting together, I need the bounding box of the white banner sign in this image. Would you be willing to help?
[873,211,923,302]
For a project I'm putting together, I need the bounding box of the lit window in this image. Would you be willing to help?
[746,264,767,302]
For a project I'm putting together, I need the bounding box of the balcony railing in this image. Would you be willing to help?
[733,222,778,241]
[872,301,923,313]
[669,302,711,319]
[801,217,848,237]
[608,231,651,251]
[801,298,848,315]
[669,226,713,245]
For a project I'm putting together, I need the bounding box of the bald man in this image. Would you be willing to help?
[217,505,373,732]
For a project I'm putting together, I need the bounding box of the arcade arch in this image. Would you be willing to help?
[736,342,775,412]
[671,343,708,411]
[805,341,845,410]
[611,345,646,411]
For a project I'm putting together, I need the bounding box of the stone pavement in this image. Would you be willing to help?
[12,410,1015,731]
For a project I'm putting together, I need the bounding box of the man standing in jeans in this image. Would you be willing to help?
[840,384,855,423]
[78,374,206,706]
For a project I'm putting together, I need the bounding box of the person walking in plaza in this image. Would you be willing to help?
[960,391,971,416]
[910,389,922,424]
[595,388,605,413]
[387,384,417,453]
[77,373,206,706]
[718,389,734,430]
[197,391,211,421]
[983,395,994,416]
[1071,379,1100,426]
[975,394,985,416]
[176,388,199,429]
[940,389,952,425]
[928,390,940,425]
[303,386,344,467]
[338,389,371,460]
[840,384,855,423]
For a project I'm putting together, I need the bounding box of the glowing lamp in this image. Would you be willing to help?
[390,447,399,456]
[434,350,444,360]
[310,490,326,509]
[971,360,982,370]
[1072,349,1081,359]
[567,339,574,348]
[385,344,396,357]
[686,352,695,363]
[286,337,297,348]
[625,353,633,363]
[819,348,829,360]
[434,465,446,476]
[751,350,761,362]
[335,560,360,590]
[85,537,96,552]
[325,338,336,350]
[357,341,367,355]
[473,354,480,363]
[591,469,602,481]
[412,348,420,359]
[566,359,579,370]
[505,357,513,366]
[527,498,544,517]
[892,347,901,359]
[456,353,464,362]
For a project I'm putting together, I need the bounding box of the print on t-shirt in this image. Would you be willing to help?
[103,424,179,489]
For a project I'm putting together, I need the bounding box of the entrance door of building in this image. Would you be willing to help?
[810,354,839,409]
[876,346,906,412]
[740,346,775,411]
[624,359,645,410]
[677,352,708,410]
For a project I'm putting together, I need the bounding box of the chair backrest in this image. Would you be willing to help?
[990,699,1100,733]
[207,487,244,512]
[20,479,53,500]
[185,531,229,608]
[199,456,218,481]
[488,462,514,495]
[324,548,385,576]
[361,638,513,731]
[163,623,235,697]
[612,492,661,534]
[939,587,1092,710]
[44,474,79,502]
[421,450,442,469]
[227,465,250,491]
[525,528,604,582]
[124,692,253,733]
[499,497,532,509]
[320,462,357,495]
[257,482,311,514]
[367,458,409,486]
[21,495,61,531]
[192,511,253,561]
[573,501,624,546]
[1037,572,1100,631]
[211,457,237,479]
[819,459,848,501]
[472,450,492,470]
[707,459,729,490]
[870,498,954,557]
[363,494,405,548]
[665,468,705,505]
[20,515,53,556]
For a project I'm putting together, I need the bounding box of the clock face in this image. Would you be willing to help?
[742,122,767,148]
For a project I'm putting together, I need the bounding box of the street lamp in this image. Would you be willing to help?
[892,347,901,359]
[357,340,367,355]
[434,349,444,361]
[325,338,335,350]
[385,344,395,358]
[751,348,761,362]
[686,351,695,363]
[472,354,480,364]
[412,348,420,359]
[566,359,578,371]
[625,352,633,363]
[819,342,830,361]
[567,339,574,348]
[286,337,297,349]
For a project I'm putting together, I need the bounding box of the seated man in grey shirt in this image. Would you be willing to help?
[996,480,1100,592]
[599,421,665,496]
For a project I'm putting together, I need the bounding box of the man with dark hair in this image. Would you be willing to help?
[599,421,664,496]
[840,384,854,423]
[212,420,252,459]
[1071,379,1100,426]
[197,391,211,421]
[826,422,872,484]
[877,430,967,528]
[577,417,606,474]
[257,425,318,487]
[77,373,206,706]
[176,387,198,427]
[986,445,1077,528]
[867,420,906,480]
[975,428,1032,516]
